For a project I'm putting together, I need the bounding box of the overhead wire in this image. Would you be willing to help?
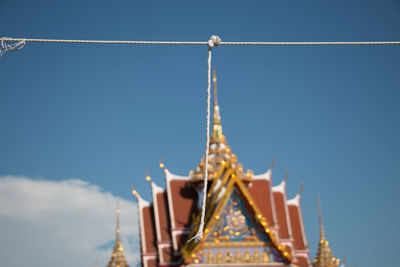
[2,34,399,243]
[2,37,400,46]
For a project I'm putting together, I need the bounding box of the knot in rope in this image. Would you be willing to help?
[208,35,221,48]
[0,37,26,58]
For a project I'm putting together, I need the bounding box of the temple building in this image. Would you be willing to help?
[132,71,341,267]
[106,201,130,267]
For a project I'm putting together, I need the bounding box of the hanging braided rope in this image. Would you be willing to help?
[188,35,221,242]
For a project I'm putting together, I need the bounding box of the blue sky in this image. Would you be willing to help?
[1,1,400,266]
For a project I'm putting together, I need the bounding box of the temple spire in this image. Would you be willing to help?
[212,68,224,142]
[191,69,248,180]
[313,195,339,267]
[317,195,326,242]
[106,198,130,267]
[213,68,219,118]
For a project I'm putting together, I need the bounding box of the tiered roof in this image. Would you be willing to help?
[131,71,343,267]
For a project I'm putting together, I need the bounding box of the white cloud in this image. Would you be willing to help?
[0,175,140,267]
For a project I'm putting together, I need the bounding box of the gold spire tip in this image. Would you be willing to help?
[317,194,326,240]
[213,68,217,83]
[212,68,219,107]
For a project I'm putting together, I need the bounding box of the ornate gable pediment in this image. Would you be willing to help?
[205,187,270,245]
[182,167,291,265]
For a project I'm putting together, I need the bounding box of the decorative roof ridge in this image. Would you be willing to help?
[185,166,233,238]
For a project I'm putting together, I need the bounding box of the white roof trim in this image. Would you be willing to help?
[151,181,165,194]
[157,239,172,263]
[253,168,272,181]
[287,194,309,249]
[138,195,151,209]
[287,194,300,207]
[294,253,312,266]
[272,180,293,238]
[142,255,157,267]
[272,180,286,194]
[151,181,165,243]
[297,196,309,249]
[138,195,151,254]
[165,168,189,181]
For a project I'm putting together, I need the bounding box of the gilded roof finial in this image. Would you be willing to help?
[116,198,121,242]
[212,68,223,141]
[213,68,219,110]
[317,195,326,241]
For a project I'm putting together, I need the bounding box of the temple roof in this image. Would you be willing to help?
[106,200,130,267]
[313,196,339,267]
[132,70,318,267]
